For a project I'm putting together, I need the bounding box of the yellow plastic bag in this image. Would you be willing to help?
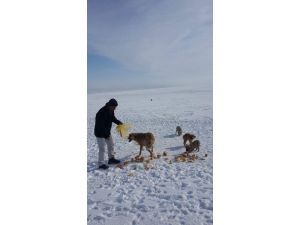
[116,124,131,138]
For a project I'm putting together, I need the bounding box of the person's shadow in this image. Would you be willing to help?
[87,154,135,172]
[87,161,98,172]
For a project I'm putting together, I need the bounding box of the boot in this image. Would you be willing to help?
[99,164,109,170]
[108,157,121,164]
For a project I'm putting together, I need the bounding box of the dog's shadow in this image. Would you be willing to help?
[164,134,177,138]
[166,145,185,151]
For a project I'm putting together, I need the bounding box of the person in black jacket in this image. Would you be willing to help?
[94,98,123,169]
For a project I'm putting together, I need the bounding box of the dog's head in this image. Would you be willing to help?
[183,133,196,140]
[193,140,200,145]
[190,134,196,140]
[128,133,134,142]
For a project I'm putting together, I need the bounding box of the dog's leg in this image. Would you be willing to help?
[146,148,152,157]
[151,146,155,157]
[139,145,143,156]
[186,146,191,153]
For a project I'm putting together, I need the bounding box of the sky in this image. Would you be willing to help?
[88,0,212,93]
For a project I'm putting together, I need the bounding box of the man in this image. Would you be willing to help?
[94,98,123,169]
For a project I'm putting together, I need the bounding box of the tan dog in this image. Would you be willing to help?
[183,133,196,146]
[176,126,182,136]
[185,140,200,153]
[128,133,155,157]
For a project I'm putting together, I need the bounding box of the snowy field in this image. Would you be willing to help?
[87,87,213,225]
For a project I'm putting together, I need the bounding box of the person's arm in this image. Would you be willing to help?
[112,113,122,125]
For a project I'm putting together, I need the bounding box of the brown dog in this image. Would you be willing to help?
[185,140,200,153]
[176,126,182,136]
[128,133,155,157]
[183,133,196,146]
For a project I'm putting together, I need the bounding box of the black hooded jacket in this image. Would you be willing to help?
[94,105,122,138]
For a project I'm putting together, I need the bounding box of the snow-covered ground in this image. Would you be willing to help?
[87,86,213,225]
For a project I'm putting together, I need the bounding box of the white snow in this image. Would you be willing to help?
[88,86,213,225]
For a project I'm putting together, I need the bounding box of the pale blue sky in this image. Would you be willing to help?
[88,0,212,92]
